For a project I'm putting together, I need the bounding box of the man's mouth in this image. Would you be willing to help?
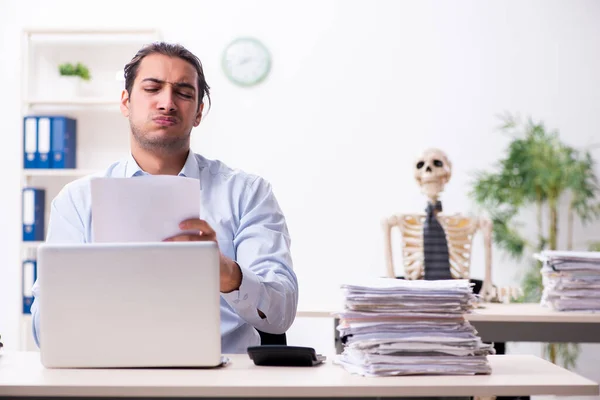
[153,116,178,126]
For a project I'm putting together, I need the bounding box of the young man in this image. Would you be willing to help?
[30,42,298,354]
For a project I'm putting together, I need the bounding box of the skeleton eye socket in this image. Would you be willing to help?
[416,161,425,169]
[433,159,444,167]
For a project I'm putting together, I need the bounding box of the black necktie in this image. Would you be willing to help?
[423,201,452,280]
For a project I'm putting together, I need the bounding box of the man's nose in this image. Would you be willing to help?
[157,89,177,112]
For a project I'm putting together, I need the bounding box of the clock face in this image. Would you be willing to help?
[222,37,271,87]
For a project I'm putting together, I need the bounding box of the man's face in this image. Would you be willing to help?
[120,53,204,153]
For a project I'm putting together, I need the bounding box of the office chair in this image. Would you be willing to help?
[257,330,287,345]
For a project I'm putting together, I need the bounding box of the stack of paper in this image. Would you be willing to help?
[334,278,494,377]
[536,251,600,312]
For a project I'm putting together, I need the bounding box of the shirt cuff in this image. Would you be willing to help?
[221,265,265,325]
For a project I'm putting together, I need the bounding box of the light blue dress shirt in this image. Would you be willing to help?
[31,151,298,354]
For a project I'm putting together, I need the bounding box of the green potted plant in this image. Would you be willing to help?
[470,112,600,369]
[57,62,91,98]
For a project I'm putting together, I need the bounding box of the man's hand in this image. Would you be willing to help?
[164,218,242,293]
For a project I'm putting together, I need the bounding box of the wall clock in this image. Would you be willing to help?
[222,37,271,87]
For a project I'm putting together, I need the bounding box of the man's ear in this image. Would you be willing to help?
[194,103,204,127]
[120,90,130,117]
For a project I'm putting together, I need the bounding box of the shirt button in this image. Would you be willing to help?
[243,294,248,300]
[233,299,240,304]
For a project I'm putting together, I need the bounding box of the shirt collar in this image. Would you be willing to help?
[124,151,201,183]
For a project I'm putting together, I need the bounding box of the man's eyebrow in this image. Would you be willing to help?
[141,78,196,92]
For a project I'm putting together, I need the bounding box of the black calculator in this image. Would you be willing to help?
[247,345,326,367]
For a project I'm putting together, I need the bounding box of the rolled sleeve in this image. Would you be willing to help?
[221,177,298,334]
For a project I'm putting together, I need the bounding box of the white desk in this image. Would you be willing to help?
[298,302,600,343]
[0,352,597,398]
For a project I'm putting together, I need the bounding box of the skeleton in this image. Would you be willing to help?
[382,148,497,302]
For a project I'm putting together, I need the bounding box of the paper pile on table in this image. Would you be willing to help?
[334,278,493,377]
[536,250,600,312]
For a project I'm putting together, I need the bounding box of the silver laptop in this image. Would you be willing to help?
[37,241,222,368]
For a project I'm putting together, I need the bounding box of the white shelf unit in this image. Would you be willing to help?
[23,169,101,178]
[19,28,162,351]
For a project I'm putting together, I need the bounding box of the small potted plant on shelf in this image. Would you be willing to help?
[57,62,91,98]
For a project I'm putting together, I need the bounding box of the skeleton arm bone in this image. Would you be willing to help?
[382,215,401,278]
[478,216,495,301]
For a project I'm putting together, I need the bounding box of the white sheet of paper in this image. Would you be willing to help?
[91,175,201,243]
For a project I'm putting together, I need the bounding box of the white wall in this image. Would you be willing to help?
[1,0,600,395]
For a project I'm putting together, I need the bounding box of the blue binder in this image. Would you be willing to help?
[23,116,38,169]
[22,258,37,314]
[22,188,45,241]
[51,116,77,169]
[37,117,52,169]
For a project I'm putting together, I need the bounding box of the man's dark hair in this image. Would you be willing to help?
[123,42,211,111]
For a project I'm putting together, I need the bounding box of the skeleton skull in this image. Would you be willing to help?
[414,148,452,202]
